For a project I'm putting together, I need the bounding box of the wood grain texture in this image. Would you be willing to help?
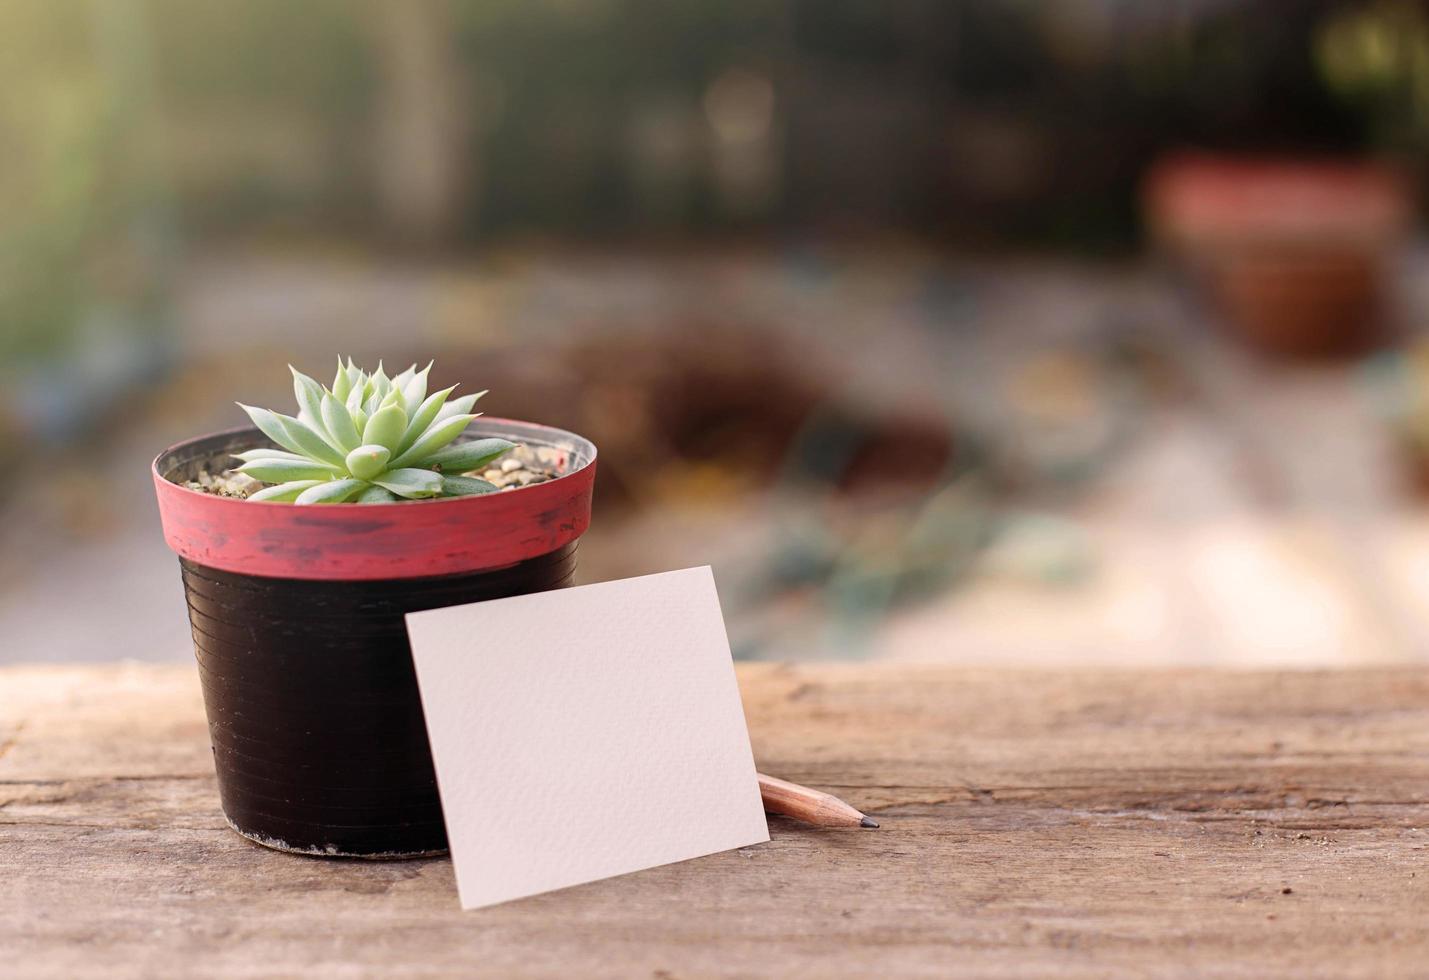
[3,663,1428,978]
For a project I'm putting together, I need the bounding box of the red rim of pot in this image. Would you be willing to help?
[153,417,597,581]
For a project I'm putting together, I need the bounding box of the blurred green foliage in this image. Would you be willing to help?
[1,4,119,361]
[1317,0,1429,152]
[453,1,784,234]
[146,0,373,228]
[0,1,174,369]
[0,0,1419,368]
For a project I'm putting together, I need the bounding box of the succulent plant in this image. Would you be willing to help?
[233,360,515,504]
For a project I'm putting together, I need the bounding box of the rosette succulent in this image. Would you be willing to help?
[234,360,515,504]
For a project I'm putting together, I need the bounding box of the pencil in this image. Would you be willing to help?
[757,772,880,828]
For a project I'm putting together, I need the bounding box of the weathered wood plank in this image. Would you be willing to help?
[3,664,1427,978]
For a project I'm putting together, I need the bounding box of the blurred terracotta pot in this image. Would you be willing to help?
[1144,154,1412,359]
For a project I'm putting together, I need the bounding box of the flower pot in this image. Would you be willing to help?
[153,418,597,858]
[1144,154,1412,359]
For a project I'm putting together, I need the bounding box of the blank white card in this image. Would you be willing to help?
[406,566,769,910]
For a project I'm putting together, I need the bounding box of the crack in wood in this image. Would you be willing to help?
[0,774,211,787]
[0,820,226,831]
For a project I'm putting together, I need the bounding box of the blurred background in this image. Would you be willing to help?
[5,0,1429,666]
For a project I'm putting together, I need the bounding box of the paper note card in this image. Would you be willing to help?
[406,566,770,910]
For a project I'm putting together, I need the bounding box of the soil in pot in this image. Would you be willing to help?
[180,442,565,499]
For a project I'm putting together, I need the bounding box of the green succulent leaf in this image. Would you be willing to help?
[237,403,308,456]
[363,403,408,453]
[389,414,477,468]
[396,385,456,454]
[424,438,516,473]
[231,448,312,464]
[293,368,349,458]
[354,484,401,504]
[441,475,499,496]
[436,390,485,422]
[372,467,444,498]
[345,379,365,416]
[380,389,405,415]
[345,443,392,480]
[401,362,433,416]
[276,413,347,467]
[237,459,343,483]
[295,479,369,505]
[290,366,325,427]
[320,392,361,452]
[332,357,353,401]
[363,364,391,415]
[248,480,325,502]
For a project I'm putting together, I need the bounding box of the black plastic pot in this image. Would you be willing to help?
[154,420,597,857]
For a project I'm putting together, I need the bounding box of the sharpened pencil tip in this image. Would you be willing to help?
[860,816,880,828]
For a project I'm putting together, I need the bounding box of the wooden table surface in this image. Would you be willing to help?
[3,663,1427,978]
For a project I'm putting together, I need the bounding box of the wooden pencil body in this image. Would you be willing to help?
[757,773,868,827]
